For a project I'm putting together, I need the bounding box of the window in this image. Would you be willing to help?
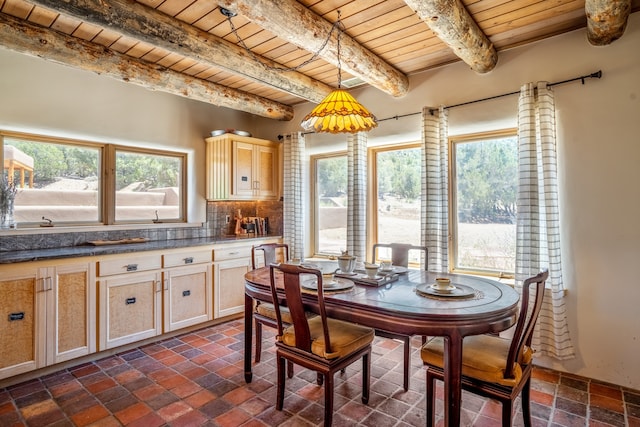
[312,154,347,256]
[114,148,184,223]
[1,131,185,227]
[371,144,422,263]
[450,130,518,276]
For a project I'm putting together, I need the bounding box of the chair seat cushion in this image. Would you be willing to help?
[282,317,374,360]
[256,302,292,324]
[421,335,524,387]
[256,302,315,325]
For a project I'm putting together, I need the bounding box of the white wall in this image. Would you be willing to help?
[1,12,639,389]
[258,13,640,390]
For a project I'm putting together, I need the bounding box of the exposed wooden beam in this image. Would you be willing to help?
[26,0,333,103]
[218,0,409,98]
[585,0,631,45]
[0,12,294,120]
[403,0,497,74]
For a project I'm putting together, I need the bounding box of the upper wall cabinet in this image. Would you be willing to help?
[205,134,280,201]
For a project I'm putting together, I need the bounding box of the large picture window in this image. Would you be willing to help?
[371,144,422,263]
[1,132,185,227]
[450,130,518,276]
[312,154,347,256]
[114,148,184,223]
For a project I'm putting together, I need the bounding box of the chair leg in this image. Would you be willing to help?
[254,319,262,363]
[502,399,513,427]
[402,336,410,391]
[362,351,370,404]
[521,377,533,427]
[426,370,436,427]
[324,372,334,427]
[276,355,286,411]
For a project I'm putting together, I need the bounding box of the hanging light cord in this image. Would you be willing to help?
[336,15,342,88]
[222,7,343,73]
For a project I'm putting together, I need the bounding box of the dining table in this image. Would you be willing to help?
[243,264,520,427]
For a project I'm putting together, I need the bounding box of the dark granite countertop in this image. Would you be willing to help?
[0,235,281,264]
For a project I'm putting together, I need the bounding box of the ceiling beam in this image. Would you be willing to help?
[585,0,632,45]
[26,0,333,103]
[0,12,294,120]
[218,0,410,98]
[403,0,497,74]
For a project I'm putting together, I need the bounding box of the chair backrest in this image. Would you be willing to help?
[252,243,289,269]
[269,263,333,355]
[504,269,549,378]
[372,243,428,269]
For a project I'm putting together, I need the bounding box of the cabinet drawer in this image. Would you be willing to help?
[213,246,251,261]
[163,250,212,268]
[98,254,162,276]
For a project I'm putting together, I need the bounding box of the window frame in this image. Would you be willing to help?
[1,130,187,228]
[310,151,348,258]
[367,142,422,263]
[448,129,518,279]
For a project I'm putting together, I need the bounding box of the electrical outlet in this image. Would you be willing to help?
[225,215,230,224]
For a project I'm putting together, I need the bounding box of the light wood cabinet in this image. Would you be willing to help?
[97,254,162,350]
[205,133,279,200]
[162,249,213,332]
[0,260,96,380]
[213,244,252,318]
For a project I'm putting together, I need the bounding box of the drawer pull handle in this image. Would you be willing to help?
[182,290,191,297]
[126,297,136,305]
[184,257,194,264]
[9,312,25,321]
[228,251,239,255]
[126,264,138,272]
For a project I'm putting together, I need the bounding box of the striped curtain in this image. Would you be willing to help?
[516,82,574,359]
[346,132,367,262]
[420,106,449,273]
[282,132,305,261]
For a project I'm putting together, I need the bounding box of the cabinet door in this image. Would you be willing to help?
[164,263,212,332]
[255,144,277,198]
[99,272,162,349]
[0,269,45,380]
[47,263,96,365]
[214,257,251,318]
[233,141,256,198]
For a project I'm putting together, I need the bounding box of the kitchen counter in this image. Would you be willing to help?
[0,234,281,264]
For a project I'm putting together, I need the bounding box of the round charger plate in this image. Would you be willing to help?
[301,277,354,291]
[430,283,456,293]
[379,266,409,274]
[416,283,476,298]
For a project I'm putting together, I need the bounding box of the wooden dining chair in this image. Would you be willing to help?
[372,242,428,269]
[268,263,374,427]
[251,243,289,367]
[371,242,428,391]
[421,269,549,427]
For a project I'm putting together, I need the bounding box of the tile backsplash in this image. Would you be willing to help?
[207,200,283,237]
[0,200,283,252]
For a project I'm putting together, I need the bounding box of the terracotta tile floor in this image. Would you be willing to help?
[1,319,639,426]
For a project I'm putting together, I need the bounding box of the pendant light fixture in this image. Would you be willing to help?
[301,14,378,134]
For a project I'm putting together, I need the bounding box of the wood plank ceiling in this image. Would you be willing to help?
[1,0,638,120]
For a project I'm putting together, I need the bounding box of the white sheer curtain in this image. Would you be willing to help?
[516,82,575,359]
[346,132,367,262]
[282,132,305,261]
[420,106,449,273]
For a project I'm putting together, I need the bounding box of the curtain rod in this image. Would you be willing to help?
[280,70,602,139]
